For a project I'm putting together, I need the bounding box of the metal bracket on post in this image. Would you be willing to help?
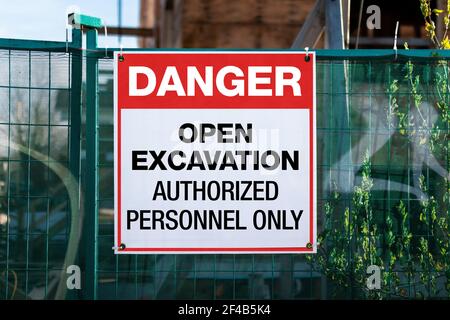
[68,13,104,29]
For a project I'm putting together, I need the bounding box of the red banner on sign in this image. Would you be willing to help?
[117,52,314,109]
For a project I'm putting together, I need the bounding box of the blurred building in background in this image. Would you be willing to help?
[146,0,317,48]
[128,0,437,49]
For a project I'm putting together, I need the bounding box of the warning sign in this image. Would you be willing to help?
[114,51,316,254]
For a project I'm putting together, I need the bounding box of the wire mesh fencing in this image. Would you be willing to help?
[0,46,449,299]
[0,49,79,299]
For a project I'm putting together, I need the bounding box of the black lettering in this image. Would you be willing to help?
[222,181,235,200]
[219,151,238,170]
[292,210,303,229]
[179,123,197,143]
[152,181,167,200]
[253,181,265,200]
[268,210,281,230]
[203,150,220,170]
[187,151,206,170]
[127,210,139,229]
[200,123,216,143]
[152,210,165,230]
[168,151,186,170]
[148,150,167,170]
[235,210,247,229]
[209,210,222,229]
[179,210,192,230]
[267,181,278,200]
[132,151,147,170]
[253,210,266,230]
[240,181,253,200]
[140,210,151,230]
[207,181,220,200]
[217,123,233,143]
[165,210,179,230]
[282,150,299,170]
[261,150,280,170]
[223,210,236,230]
[235,123,252,143]
[193,210,207,230]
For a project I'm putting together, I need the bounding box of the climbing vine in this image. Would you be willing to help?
[309,1,450,299]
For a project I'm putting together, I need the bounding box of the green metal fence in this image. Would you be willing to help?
[0,28,449,300]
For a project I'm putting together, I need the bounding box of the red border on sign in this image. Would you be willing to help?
[115,52,315,253]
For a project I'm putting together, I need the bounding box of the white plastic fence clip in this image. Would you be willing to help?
[112,244,126,250]
[119,44,124,62]
[65,26,69,56]
[304,47,310,62]
[393,21,399,60]
[104,25,108,57]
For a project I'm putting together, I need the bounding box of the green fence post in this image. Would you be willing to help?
[67,28,82,300]
[69,29,82,195]
[84,27,99,300]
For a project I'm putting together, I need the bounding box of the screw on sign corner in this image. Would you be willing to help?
[306,242,313,249]
[304,55,310,62]
[119,243,126,250]
[119,55,125,62]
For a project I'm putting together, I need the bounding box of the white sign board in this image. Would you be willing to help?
[114,51,316,254]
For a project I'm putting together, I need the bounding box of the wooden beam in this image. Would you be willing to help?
[99,26,154,37]
[188,21,307,27]
[291,0,325,49]
[158,0,182,48]
[140,0,155,27]
[140,0,155,47]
